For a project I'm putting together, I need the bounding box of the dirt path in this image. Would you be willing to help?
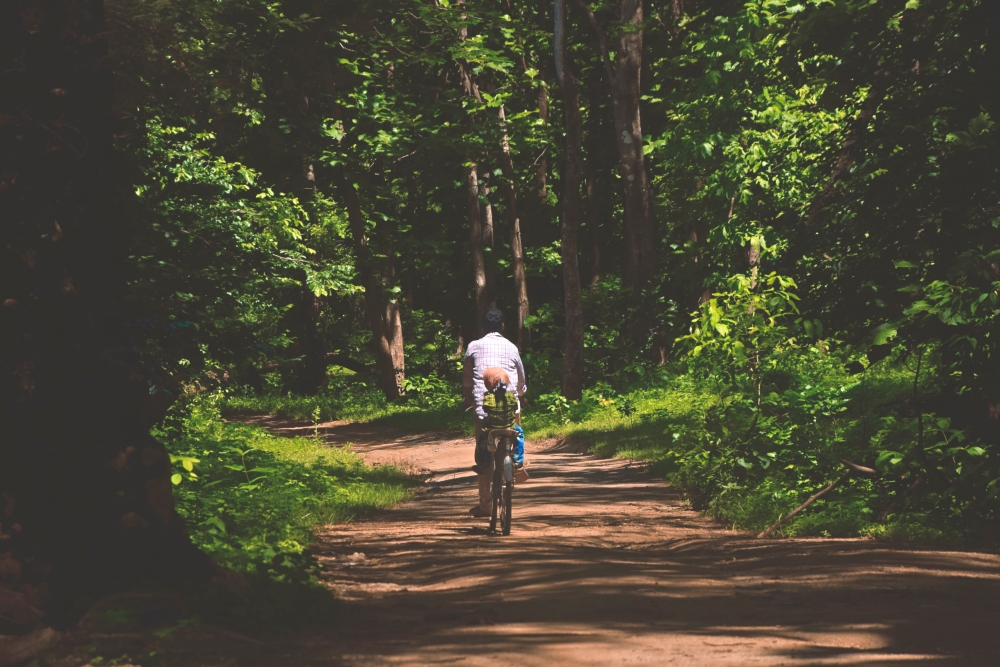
[250,417,1000,666]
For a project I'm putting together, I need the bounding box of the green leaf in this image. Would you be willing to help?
[872,323,897,345]
[171,473,183,485]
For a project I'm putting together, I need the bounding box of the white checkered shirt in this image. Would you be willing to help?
[464,332,527,419]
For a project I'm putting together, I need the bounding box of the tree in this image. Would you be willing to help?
[555,0,585,400]
[0,0,212,620]
[343,181,406,400]
[574,0,654,296]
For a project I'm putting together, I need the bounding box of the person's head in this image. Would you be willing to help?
[482,308,504,334]
[483,367,511,391]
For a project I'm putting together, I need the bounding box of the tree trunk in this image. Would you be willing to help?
[289,283,328,394]
[611,0,653,295]
[466,164,489,331]
[480,174,497,302]
[555,0,585,400]
[292,160,327,395]
[536,84,549,200]
[572,0,654,296]
[498,105,532,349]
[343,183,405,400]
[0,0,212,614]
[380,242,406,398]
[585,86,605,289]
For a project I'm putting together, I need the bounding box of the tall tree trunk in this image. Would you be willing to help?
[555,0,585,400]
[498,105,532,349]
[611,0,653,295]
[466,164,489,331]
[1,0,212,616]
[480,174,497,303]
[536,84,549,200]
[585,85,605,289]
[343,183,405,400]
[573,0,654,295]
[292,161,327,395]
[380,242,406,398]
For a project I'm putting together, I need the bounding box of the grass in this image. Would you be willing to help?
[216,356,994,547]
[158,393,418,578]
[222,376,470,433]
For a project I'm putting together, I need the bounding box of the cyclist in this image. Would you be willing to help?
[462,308,526,517]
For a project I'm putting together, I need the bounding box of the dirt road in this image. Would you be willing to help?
[253,418,1000,666]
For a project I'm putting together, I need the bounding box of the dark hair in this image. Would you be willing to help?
[482,308,504,333]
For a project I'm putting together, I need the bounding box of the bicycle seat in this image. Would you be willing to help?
[487,428,519,452]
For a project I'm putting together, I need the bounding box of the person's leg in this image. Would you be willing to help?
[470,418,492,516]
[512,424,525,465]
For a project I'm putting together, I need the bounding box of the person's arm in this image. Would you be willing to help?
[514,354,527,401]
[462,355,475,409]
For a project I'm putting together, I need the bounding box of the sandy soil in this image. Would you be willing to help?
[245,417,1000,666]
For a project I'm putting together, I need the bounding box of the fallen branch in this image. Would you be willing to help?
[838,458,877,476]
[757,473,850,538]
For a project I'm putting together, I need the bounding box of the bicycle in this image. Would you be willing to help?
[486,428,518,535]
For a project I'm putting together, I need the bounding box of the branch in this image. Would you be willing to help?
[570,0,615,84]
[838,458,877,476]
[758,473,849,538]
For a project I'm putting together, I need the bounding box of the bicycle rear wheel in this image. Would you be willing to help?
[489,467,500,532]
[500,481,512,535]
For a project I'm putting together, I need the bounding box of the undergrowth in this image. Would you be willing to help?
[154,392,417,630]
[215,340,1000,548]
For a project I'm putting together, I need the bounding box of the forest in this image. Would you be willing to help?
[2,0,1000,662]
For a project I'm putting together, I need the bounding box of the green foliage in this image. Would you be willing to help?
[155,394,415,578]
[107,0,1000,548]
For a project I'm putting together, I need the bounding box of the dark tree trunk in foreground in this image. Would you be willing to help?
[0,0,211,621]
[555,0,585,400]
[498,105,532,350]
[343,183,405,399]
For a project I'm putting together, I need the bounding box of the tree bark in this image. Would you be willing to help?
[480,175,495,247]
[291,160,328,395]
[573,0,654,295]
[380,241,406,398]
[498,105,532,349]
[585,86,605,289]
[536,84,549,200]
[0,0,212,613]
[611,0,653,294]
[555,0,585,400]
[343,182,405,400]
[466,164,489,331]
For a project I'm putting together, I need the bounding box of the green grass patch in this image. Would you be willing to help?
[221,377,470,433]
[159,393,417,576]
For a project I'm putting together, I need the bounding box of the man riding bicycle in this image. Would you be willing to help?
[462,308,527,517]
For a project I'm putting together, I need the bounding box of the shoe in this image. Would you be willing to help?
[468,505,490,517]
